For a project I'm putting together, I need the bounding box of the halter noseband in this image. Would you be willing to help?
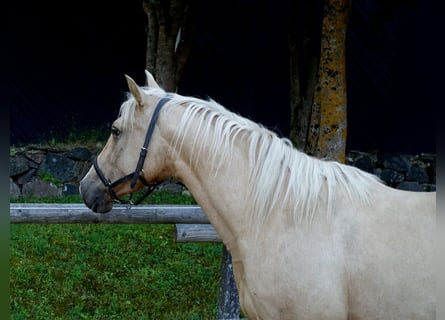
[93,95,171,205]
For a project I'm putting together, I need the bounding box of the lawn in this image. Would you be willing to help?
[10,191,223,320]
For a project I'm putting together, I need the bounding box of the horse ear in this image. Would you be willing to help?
[145,70,160,88]
[125,75,145,107]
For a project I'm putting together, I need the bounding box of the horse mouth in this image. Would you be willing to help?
[89,197,113,213]
[79,181,114,213]
[84,194,113,213]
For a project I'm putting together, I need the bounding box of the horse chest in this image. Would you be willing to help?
[234,263,348,319]
[232,235,349,319]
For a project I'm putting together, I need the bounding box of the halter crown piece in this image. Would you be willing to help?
[93,95,171,205]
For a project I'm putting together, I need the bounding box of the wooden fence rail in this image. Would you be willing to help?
[10,203,209,224]
[10,203,239,319]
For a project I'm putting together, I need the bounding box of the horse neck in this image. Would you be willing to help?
[160,103,252,252]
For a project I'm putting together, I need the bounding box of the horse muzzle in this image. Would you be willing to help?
[79,176,114,213]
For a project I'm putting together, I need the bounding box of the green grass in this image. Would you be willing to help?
[10,191,223,319]
[11,189,196,206]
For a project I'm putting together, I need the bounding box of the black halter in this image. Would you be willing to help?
[93,95,171,205]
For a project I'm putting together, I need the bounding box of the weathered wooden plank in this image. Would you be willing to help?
[10,203,209,224]
[175,224,221,242]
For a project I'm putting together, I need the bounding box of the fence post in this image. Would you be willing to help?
[217,245,240,320]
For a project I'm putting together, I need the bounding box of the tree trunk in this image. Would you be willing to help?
[307,0,351,163]
[289,0,351,163]
[143,0,196,92]
[288,1,324,151]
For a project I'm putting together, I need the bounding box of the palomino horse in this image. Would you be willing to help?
[80,71,435,319]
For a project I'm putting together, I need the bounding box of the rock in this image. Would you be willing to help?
[38,153,80,182]
[373,168,382,179]
[62,183,79,196]
[17,168,38,185]
[68,147,93,161]
[78,162,93,181]
[425,160,436,184]
[10,179,21,199]
[420,153,435,162]
[22,179,60,198]
[352,155,374,173]
[383,152,411,172]
[182,190,192,197]
[396,181,426,192]
[345,150,362,165]
[406,163,429,184]
[10,155,29,176]
[158,182,185,194]
[380,169,405,185]
[25,150,46,165]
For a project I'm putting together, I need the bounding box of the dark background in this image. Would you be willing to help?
[5,0,436,153]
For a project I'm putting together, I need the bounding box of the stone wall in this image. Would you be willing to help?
[9,145,436,200]
[345,150,436,192]
[10,145,96,199]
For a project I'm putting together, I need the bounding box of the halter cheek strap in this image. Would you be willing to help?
[130,95,171,188]
[93,94,171,205]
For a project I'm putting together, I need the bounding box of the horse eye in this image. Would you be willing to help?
[111,126,121,137]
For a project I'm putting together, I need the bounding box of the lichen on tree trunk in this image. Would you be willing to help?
[307,0,350,163]
[289,0,350,163]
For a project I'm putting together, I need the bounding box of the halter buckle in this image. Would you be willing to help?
[140,146,148,157]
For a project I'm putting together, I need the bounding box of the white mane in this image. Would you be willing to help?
[168,93,382,224]
[123,88,380,224]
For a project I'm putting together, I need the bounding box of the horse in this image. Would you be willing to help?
[80,71,435,319]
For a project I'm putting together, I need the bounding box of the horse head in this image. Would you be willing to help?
[80,71,173,213]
